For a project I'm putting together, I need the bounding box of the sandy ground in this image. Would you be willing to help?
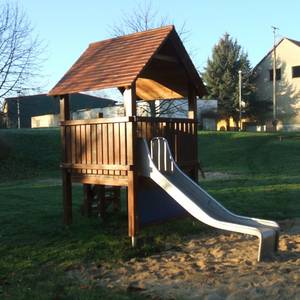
[69,219,300,299]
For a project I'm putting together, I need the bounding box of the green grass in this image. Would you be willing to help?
[0,128,60,181]
[198,131,300,219]
[0,129,300,299]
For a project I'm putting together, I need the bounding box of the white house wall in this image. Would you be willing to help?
[254,39,300,126]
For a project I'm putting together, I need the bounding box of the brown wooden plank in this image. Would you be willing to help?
[75,125,81,164]
[120,122,127,166]
[127,171,137,238]
[86,124,91,174]
[91,124,97,174]
[125,87,138,238]
[65,125,71,163]
[102,123,108,175]
[72,174,128,187]
[81,125,86,174]
[71,126,76,164]
[61,116,131,126]
[62,163,131,171]
[136,116,195,123]
[174,121,178,161]
[97,124,103,175]
[114,122,120,176]
[108,123,114,175]
[59,94,72,225]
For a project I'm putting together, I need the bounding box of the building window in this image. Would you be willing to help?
[269,68,281,81]
[292,66,300,78]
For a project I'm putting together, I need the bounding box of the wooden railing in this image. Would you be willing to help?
[136,117,198,169]
[60,116,197,182]
[60,117,134,177]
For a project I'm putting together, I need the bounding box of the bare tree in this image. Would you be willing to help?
[110,1,167,36]
[109,0,190,117]
[0,2,45,105]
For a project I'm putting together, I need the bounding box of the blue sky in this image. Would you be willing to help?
[21,0,300,93]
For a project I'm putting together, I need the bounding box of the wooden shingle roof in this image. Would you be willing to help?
[49,25,206,99]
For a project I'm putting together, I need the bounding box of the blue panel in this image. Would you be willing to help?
[137,178,186,225]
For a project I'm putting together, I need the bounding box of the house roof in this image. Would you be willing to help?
[253,37,300,72]
[286,38,300,47]
[49,25,206,99]
[3,93,116,128]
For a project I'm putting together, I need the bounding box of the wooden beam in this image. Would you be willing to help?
[59,94,73,225]
[61,116,132,126]
[153,54,179,63]
[125,84,138,243]
[60,94,70,121]
[188,84,197,120]
[61,162,132,171]
[187,85,198,182]
[124,82,137,116]
[72,174,128,186]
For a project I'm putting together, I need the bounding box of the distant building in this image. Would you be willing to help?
[253,37,300,131]
[31,99,219,129]
[2,93,115,128]
[135,99,218,129]
[31,114,60,128]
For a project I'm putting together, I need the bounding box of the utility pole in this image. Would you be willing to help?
[238,70,242,131]
[272,26,279,131]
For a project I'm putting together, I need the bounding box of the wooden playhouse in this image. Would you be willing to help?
[49,25,206,244]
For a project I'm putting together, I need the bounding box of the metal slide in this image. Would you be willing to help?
[137,137,280,262]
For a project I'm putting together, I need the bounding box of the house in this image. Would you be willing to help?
[136,99,218,129]
[2,93,115,128]
[253,37,300,131]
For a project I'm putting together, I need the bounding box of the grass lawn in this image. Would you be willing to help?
[0,129,300,299]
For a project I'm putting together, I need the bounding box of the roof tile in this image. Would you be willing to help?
[49,26,174,96]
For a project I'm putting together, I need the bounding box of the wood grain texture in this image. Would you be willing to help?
[60,95,73,225]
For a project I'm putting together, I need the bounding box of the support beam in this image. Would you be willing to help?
[124,82,138,244]
[124,83,137,116]
[153,54,179,63]
[187,85,198,182]
[188,84,197,120]
[59,94,72,225]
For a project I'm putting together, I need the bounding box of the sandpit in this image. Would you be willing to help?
[70,219,300,299]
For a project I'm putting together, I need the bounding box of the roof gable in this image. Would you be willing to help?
[286,38,300,48]
[49,26,206,99]
[254,37,300,71]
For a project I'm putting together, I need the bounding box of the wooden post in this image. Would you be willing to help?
[188,84,198,182]
[60,94,72,225]
[124,83,138,246]
[83,184,92,217]
[124,86,137,116]
[188,83,197,120]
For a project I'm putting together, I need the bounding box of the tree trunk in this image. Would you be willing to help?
[226,117,230,131]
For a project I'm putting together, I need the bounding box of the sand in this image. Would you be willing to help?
[70,219,300,299]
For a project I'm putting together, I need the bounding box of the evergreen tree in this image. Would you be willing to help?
[202,33,254,129]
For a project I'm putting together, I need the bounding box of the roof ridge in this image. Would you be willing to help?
[89,25,174,47]
[285,37,300,47]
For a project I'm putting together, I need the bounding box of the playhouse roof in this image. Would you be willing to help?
[49,26,206,100]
